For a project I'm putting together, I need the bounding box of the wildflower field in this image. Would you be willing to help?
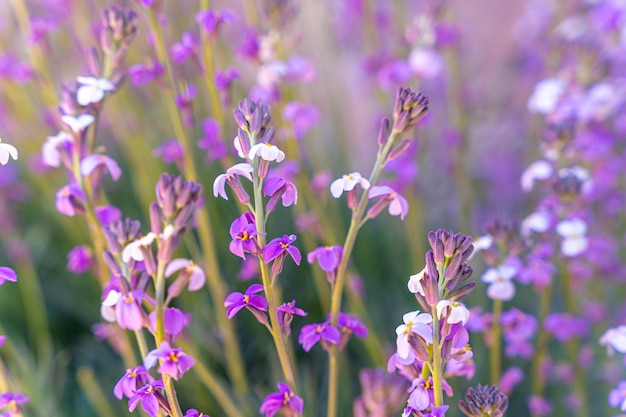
[1,1,625,416]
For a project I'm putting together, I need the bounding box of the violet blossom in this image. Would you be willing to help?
[228,213,260,259]
[128,380,170,417]
[263,234,301,274]
[259,382,303,417]
[224,283,268,324]
[66,245,92,274]
[299,321,341,352]
[277,300,307,335]
[144,341,195,380]
[0,267,17,286]
[114,365,153,399]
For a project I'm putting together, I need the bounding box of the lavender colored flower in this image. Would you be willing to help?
[128,380,170,417]
[42,131,71,168]
[499,367,523,394]
[367,185,409,220]
[184,409,210,417]
[95,205,122,226]
[277,300,307,335]
[144,341,195,380]
[165,258,206,292]
[224,284,268,323]
[396,310,433,361]
[527,396,551,416]
[76,76,115,106]
[263,234,301,274]
[0,335,5,349]
[609,380,626,411]
[229,213,260,259]
[354,368,410,417]
[81,154,122,181]
[66,245,92,274]
[544,313,589,342]
[153,140,184,164]
[299,321,341,352]
[195,9,237,37]
[0,393,29,416]
[259,382,303,417]
[213,163,253,203]
[198,118,227,162]
[148,307,188,337]
[55,183,85,216]
[101,289,146,330]
[171,32,197,64]
[114,365,153,399]
[128,60,164,87]
[406,377,434,411]
[337,312,368,350]
[307,245,343,272]
[0,267,17,286]
[215,67,239,91]
[263,176,297,212]
[282,101,320,140]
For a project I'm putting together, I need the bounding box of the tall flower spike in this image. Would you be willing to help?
[392,87,429,133]
[458,384,509,417]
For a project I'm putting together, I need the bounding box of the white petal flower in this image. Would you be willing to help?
[408,47,443,79]
[61,114,95,133]
[42,132,71,167]
[121,232,157,263]
[330,172,371,198]
[486,280,516,301]
[556,218,588,256]
[0,139,18,165]
[521,211,551,237]
[473,235,493,251]
[527,78,566,115]
[521,160,553,192]
[101,290,120,322]
[436,300,470,325]
[76,76,115,106]
[248,142,285,162]
[600,326,626,355]
[408,268,426,295]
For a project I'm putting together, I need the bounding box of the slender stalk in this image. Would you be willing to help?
[430,305,443,407]
[531,285,552,410]
[252,173,298,391]
[77,367,118,417]
[145,8,249,394]
[490,299,503,385]
[326,129,400,417]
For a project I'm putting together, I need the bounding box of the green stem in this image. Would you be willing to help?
[430,304,444,407]
[531,285,552,408]
[326,129,400,417]
[252,173,298,391]
[490,299,503,385]
[145,8,249,395]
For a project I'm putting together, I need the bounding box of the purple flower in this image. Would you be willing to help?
[527,395,551,416]
[153,140,184,164]
[215,67,239,91]
[213,163,254,203]
[307,245,343,273]
[55,183,85,216]
[544,313,589,342]
[277,300,307,335]
[224,284,268,323]
[170,32,197,64]
[66,245,92,274]
[128,380,170,417]
[165,258,206,292]
[298,321,341,352]
[114,365,153,399]
[198,118,227,162]
[80,154,122,181]
[367,185,409,220]
[259,382,303,417]
[148,307,188,338]
[144,341,195,380]
[184,409,210,417]
[195,9,237,37]
[101,290,146,330]
[128,60,164,87]
[0,267,17,286]
[0,393,29,416]
[229,213,260,259]
[282,102,320,140]
[609,380,626,411]
[263,234,301,274]
[95,205,122,226]
[406,378,433,411]
[0,335,5,348]
[263,177,297,212]
[338,312,368,338]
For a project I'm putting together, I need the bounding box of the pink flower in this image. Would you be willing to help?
[144,341,195,380]
[367,185,409,220]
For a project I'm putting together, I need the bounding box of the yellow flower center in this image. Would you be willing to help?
[279,242,289,249]
[244,295,250,304]
[316,325,323,333]
[168,351,180,363]
[124,293,135,303]
[237,231,251,241]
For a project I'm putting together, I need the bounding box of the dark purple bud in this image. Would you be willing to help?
[149,202,162,235]
[448,282,476,302]
[408,332,430,361]
[425,251,439,280]
[233,109,248,131]
[459,384,509,417]
[377,117,390,147]
[423,272,440,305]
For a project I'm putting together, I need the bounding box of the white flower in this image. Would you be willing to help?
[42,132,71,167]
[481,264,518,301]
[122,232,157,263]
[76,76,115,106]
[556,218,588,257]
[558,165,592,194]
[473,234,494,252]
[527,78,566,115]
[395,310,433,359]
[248,142,285,162]
[521,211,552,237]
[408,47,443,79]
[600,326,626,355]
[101,290,120,322]
[233,136,246,158]
[330,172,370,198]
[408,268,426,295]
[61,114,95,133]
[521,160,553,192]
[436,300,470,325]
[0,139,18,165]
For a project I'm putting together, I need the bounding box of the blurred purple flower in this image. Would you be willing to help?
[170,32,196,64]
[260,382,303,417]
[282,102,320,140]
[196,9,237,37]
[198,118,227,162]
[0,267,17,286]
[95,205,122,226]
[215,67,240,91]
[81,154,122,181]
[0,393,29,415]
[153,140,185,164]
[128,60,164,87]
[66,245,92,274]
[544,313,589,342]
[55,183,85,217]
